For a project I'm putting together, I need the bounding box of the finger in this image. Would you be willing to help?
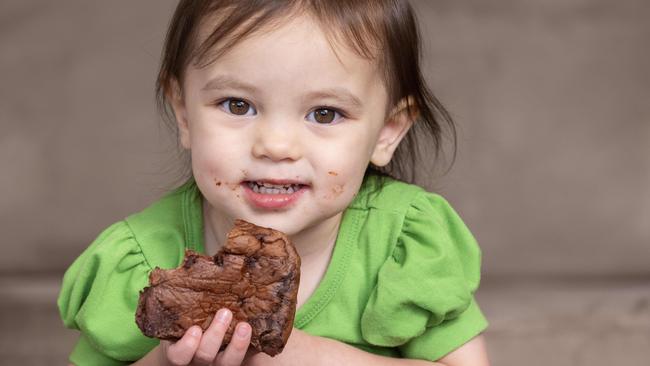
[165,326,202,366]
[192,309,232,365]
[215,322,252,366]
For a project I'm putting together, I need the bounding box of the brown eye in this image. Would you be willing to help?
[228,99,251,115]
[313,108,336,124]
[228,99,250,116]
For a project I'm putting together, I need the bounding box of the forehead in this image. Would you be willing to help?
[187,13,387,101]
[194,5,384,63]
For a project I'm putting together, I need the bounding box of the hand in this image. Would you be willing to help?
[161,308,252,366]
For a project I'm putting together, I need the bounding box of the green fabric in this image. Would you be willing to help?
[58,175,487,365]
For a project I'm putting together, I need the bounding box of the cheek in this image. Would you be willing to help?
[329,183,345,198]
[325,171,348,198]
[212,177,241,191]
[314,134,375,200]
[318,177,365,208]
[191,144,247,201]
[319,165,367,202]
[190,132,244,173]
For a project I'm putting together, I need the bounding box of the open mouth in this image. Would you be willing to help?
[245,181,307,195]
[242,180,309,210]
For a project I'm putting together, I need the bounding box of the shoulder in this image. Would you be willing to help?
[349,174,462,231]
[351,175,480,276]
[56,182,201,363]
[353,175,481,287]
[67,181,198,272]
[349,174,426,214]
[57,217,156,361]
[57,180,201,330]
[124,180,202,268]
[341,175,468,264]
[354,175,487,358]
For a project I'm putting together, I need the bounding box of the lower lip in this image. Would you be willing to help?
[241,183,307,210]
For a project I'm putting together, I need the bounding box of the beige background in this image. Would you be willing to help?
[1,0,649,365]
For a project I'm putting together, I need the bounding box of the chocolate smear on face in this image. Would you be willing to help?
[331,184,344,197]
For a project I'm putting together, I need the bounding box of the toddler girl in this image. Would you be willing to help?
[58,1,490,365]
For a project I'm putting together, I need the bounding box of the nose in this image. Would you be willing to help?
[251,118,302,162]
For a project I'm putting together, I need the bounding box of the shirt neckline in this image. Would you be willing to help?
[293,207,358,328]
[181,179,205,254]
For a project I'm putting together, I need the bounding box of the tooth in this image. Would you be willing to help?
[251,181,304,194]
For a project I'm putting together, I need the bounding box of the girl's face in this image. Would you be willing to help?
[171,14,407,238]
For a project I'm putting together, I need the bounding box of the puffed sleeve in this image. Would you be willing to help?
[360,192,488,361]
[57,221,158,365]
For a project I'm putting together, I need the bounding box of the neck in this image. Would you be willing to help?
[202,201,233,256]
[290,212,342,262]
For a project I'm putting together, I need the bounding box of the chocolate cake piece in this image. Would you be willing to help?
[135,219,300,356]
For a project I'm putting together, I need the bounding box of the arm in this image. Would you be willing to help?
[437,335,490,366]
[246,330,489,366]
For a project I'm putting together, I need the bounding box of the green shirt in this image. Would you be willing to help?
[58,175,487,365]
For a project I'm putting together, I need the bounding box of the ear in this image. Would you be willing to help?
[370,96,417,167]
[167,79,191,149]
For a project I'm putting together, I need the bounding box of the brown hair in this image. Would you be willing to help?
[156,0,456,186]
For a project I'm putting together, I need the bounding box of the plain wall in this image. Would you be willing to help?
[1,0,649,277]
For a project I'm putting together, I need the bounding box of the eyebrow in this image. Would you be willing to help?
[302,89,363,110]
[202,74,363,109]
[201,74,258,94]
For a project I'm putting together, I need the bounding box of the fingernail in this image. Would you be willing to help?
[236,323,251,338]
[190,326,202,337]
[217,309,231,323]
